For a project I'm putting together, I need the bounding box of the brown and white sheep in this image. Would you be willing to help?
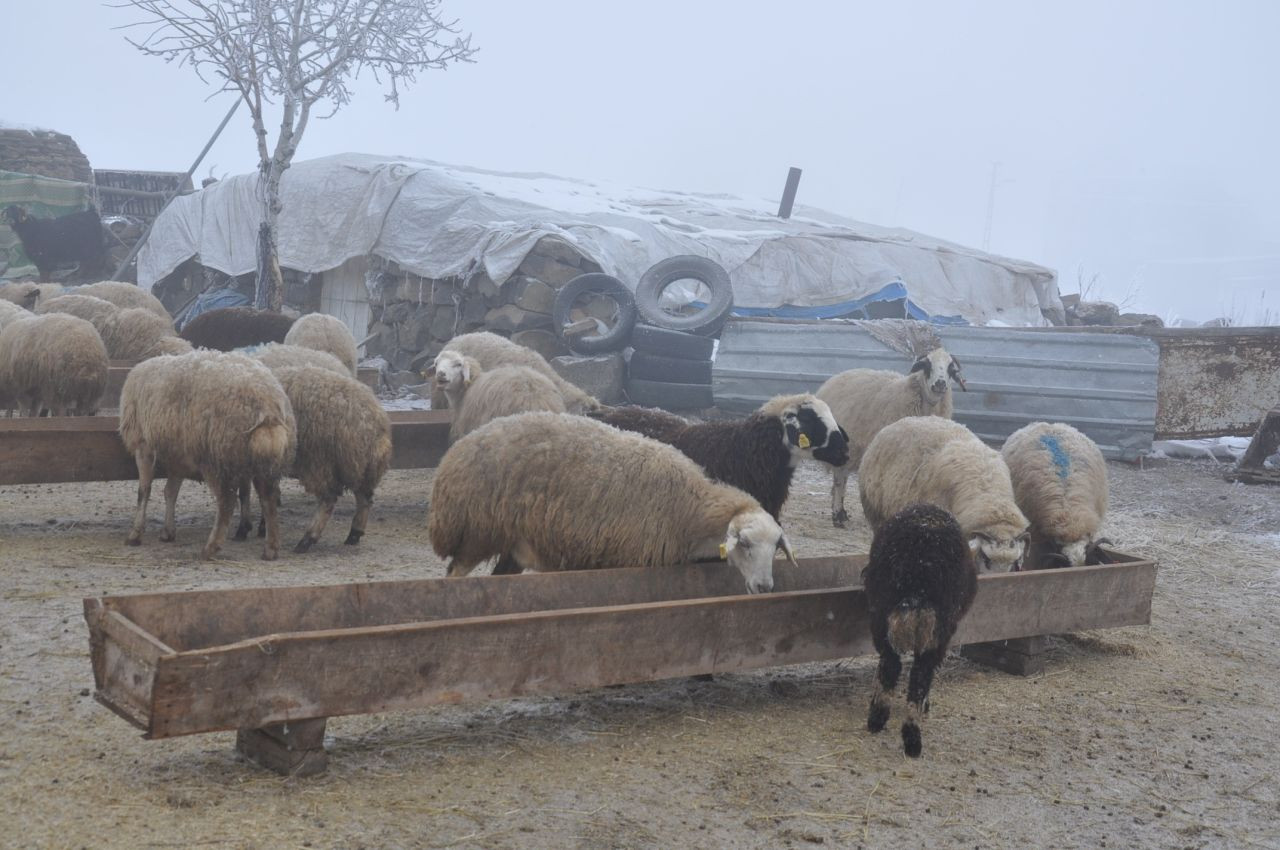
[436,331,599,414]
[433,353,567,442]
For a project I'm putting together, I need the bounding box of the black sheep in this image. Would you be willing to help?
[180,306,296,351]
[2,205,106,281]
[864,503,977,758]
[591,394,849,520]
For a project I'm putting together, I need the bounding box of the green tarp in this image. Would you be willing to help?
[0,169,93,279]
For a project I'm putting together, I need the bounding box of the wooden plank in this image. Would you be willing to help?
[101,557,865,653]
[0,410,450,485]
[97,363,381,409]
[83,601,175,730]
[125,559,1155,739]
[235,718,328,777]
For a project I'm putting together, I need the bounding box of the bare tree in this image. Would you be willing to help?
[116,0,475,309]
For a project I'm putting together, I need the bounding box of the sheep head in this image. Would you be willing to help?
[432,351,480,408]
[909,347,966,400]
[762,393,850,468]
[722,508,795,594]
[968,530,1030,573]
[1044,534,1113,568]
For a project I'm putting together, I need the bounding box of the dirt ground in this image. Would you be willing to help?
[1,456,1278,849]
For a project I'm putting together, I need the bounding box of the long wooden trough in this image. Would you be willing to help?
[0,410,449,485]
[85,552,1157,776]
[101,361,382,410]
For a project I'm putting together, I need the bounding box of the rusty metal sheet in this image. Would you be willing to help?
[1144,328,1280,439]
[712,318,1159,460]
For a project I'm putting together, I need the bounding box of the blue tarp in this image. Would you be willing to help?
[174,287,249,331]
[724,282,968,325]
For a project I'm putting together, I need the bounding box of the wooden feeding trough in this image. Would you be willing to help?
[101,361,382,410]
[85,552,1156,776]
[0,410,450,486]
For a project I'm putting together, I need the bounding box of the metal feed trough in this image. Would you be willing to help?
[85,553,1156,776]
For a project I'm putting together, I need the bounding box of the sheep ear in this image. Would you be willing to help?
[967,537,982,552]
[777,534,798,567]
[421,364,437,380]
[909,358,930,375]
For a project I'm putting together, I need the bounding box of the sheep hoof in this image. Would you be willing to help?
[124,536,142,547]
[901,723,922,758]
[257,524,266,539]
[200,545,220,560]
[158,530,176,543]
[293,536,315,554]
[867,702,889,733]
[832,509,849,528]
[343,530,363,545]
[232,526,250,542]
[262,547,279,561]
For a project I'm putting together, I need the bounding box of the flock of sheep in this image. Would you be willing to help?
[0,280,1115,757]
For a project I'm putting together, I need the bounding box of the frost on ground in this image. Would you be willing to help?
[0,457,1277,848]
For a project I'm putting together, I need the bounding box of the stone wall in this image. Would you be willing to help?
[0,128,93,184]
[364,236,602,374]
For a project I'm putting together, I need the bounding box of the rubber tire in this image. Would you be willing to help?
[629,351,713,384]
[630,323,716,360]
[634,255,734,335]
[626,378,714,411]
[553,273,637,354]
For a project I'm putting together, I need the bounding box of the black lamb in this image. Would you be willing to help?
[2,205,106,281]
[864,503,978,758]
[590,393,849,520]
[180,306,296,351]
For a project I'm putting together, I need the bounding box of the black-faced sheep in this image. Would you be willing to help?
[119,351,296,560]
[436,331,600,414]
[76,281,170,320]
[283,313,358,376]
[0,313,108,416]
[428,412,796,594]
[816,346,966,526]
[859,416,1029,573]
[179,306,295,351]
[433,351,567,442]
[864,503,977,758]
[264,365,392,552]
[590,394,850,521]
[2,205,105,281]
[1001,422,1111,568]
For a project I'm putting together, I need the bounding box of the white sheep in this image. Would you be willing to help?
[36,293,119,330]
[249,342,350,377]
[0,313,108,416]
[119,350,297,560]
[1001,422,1110,568]
[428,411,796,593]
[0,300,30,416]
[859,416,1029,573]
[436,331,599,413]
[77,280,170,320]
[39,296,187,361]
[283,313,358,376]
[816,346,965,527]
[433,352,567,442]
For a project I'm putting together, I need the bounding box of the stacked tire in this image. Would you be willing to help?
[626,255,734,411]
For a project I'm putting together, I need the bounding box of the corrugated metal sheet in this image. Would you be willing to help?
[713,319,1159,460]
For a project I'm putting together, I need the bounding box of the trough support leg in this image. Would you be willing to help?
[235,717,328,777]
[961,636,1047,677]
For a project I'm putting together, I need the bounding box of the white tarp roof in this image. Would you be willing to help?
[140,152,1060,325]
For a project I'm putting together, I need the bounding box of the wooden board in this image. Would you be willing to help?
[0,410,449,486]
[83,555,1157,740]
[100,361,381,409]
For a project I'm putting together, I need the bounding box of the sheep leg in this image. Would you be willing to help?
[446,557,485,578]
[256,489,280,539]
[295,493,338,554]
[491,554,523,575]
[831,467,850,527]
[233,480,253,541]
[901,648,942,758]
[255,477,282,561]
[201,477,238,561]
[344,488,374,545]
[867,648,902,733]
[159,477,183,542]
[126,449,157,546]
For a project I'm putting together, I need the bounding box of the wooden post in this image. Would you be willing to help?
[960,636,1047,677]
[777,167,802,219]
[235,718,328,777]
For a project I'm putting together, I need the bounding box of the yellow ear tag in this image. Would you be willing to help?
[797,433,811,449]
[718,543,728,560]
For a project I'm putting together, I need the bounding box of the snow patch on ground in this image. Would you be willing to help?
[381,396,431,411]
[1150,437,1251,462]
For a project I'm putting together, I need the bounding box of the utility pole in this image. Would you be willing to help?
[981,161,1015,252]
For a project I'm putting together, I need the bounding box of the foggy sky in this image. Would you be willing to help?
[8,1,1278,322]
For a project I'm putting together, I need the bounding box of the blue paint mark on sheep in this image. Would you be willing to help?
[1040,434,1071,482]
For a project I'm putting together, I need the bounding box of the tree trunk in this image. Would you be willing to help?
[254,162,287,311]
